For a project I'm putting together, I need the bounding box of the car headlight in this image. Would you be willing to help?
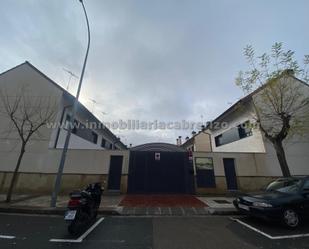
[252,202,273,208]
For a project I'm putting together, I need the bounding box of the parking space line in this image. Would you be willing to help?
[230,217,309,240]
[50,217,104,243]
[230,217,273,239]
[49,238,82,243]
[0,235,16,239]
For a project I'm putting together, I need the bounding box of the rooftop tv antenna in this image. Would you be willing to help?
[89,98,99,113]
[63,68,78,91]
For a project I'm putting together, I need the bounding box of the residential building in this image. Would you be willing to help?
[0,62,128,194]
[181,130,212,152]
[180,71,309,193]
[1,63,308,195]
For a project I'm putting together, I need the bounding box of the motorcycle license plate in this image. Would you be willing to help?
[64,210,77,220]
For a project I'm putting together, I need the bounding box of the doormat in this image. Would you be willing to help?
[119,195,207,207]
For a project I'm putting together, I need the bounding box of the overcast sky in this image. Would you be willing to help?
[1,0,309,146]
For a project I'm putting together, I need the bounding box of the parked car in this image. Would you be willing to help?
[233,176,309,228]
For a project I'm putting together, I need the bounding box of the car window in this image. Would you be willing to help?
[266,179,302,194]
[302,180,309,191]
[266,180,286,191]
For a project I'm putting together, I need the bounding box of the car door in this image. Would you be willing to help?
[301,179,309,218]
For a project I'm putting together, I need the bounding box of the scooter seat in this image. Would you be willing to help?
[81,190,92,198]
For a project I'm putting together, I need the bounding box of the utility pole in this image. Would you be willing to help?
[51,0,91,207]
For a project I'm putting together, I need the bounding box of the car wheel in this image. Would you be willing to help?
[282,209,300,228]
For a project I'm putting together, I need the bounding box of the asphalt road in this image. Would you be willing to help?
[0,213,308,249]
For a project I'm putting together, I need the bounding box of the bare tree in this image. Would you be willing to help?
[0,87,57,202]
[236,43,309,177]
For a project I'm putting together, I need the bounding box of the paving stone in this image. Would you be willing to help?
[122,207,135,215]
[147,207,161,215]
[135,207,147,215]
[160,207,172,216]
[195,207,209,215]
[182,207,197,216]
[171,207,184,216]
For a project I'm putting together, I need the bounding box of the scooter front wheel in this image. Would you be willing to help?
[68,220,81,235]
[67,212,90,235]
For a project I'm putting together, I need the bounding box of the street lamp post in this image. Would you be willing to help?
[50,0,91,207]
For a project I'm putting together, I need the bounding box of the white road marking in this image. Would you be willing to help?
[230,217,309,240]
[50,217,104,243]
[49,238,82,243]
[0,235,16,239]
[78,217,104,241]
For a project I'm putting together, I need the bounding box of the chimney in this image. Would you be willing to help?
[191,131,196,136]
[176,138,179,145]
[178,136,182,145]
[185,136,189,141]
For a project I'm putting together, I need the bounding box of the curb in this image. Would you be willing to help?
[0,206,238,216]
[0,206,121,216]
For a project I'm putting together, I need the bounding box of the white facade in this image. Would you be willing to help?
[206,75,309,177]
[180,74,309,181]
[54,107,121,150]
[210,102,266,153]
[0,62,126,152]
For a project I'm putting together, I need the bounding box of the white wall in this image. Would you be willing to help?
[0,148,130,175]
[193,151,281,177]
[0,63,63,154]
[252,75,309,176]
[261,137,309,176]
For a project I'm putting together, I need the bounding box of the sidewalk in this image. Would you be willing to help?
[0,194,238,216]
[0,194,123,215]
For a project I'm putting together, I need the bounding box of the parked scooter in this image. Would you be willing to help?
[64,182,103,235]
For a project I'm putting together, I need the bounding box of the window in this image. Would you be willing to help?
[195,157,216,188]
[215,134,223,147]
[72,120,78,134]
[109,143,113,150]
[65,115,99,144]
[266,179,302,194]
[303,180,309,191]
[65,114,72,130]
[92,132,98,144]
[65,115,79,134]
[101,138,106,148]
[195,157,214,170]
[238,121,253,139]
[215,120,253,147]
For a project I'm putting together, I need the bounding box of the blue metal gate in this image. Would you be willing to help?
[128,151,194,194]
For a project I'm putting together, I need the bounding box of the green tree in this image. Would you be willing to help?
[236,42,309,177]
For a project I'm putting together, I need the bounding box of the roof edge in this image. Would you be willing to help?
[0,61,127,149]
